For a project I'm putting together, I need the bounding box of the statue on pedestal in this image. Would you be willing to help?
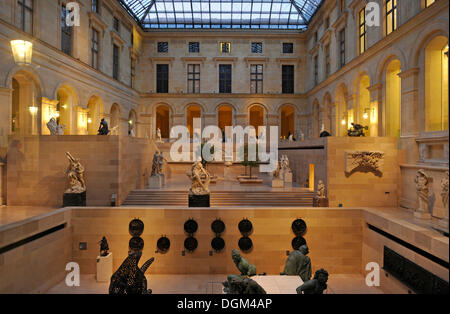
[156,128,163,143]
[65,152,86,194]
[151,152,160,176]
[280,245,312,282]
[109,251,155,295]
[46,117,65,135]
[187,161,210,196]
[222,275,266,294]
[157,152,164,174]
[231,249,257,276]
[98,118,110,135]
[317,180,326,199]
[414,169,432,219]
[296,268,329,294]
[99,236,109,257]
[314,180,329,207]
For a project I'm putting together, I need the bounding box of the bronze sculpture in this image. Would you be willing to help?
[231,249,257,276]
[98,118,109,135]
[99,236,109,257]
[347,123,368,137]
[109,251,155,294]
[222,275,267,294]
[280,245,312,282]
[296,268,329,294]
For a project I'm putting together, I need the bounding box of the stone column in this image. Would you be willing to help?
[0,162,4,205]
[0,87,12,155]
[398,68,420,164]
[367,84,382,137]
[346,94,356,126]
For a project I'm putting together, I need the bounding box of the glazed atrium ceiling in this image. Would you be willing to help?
[118,0,323,30]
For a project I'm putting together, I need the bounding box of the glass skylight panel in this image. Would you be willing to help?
[118,0,322,29]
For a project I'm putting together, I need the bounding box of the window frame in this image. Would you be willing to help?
[156,64,169,93]
[187,64,200,93]
[18,0,33,33]
[339,28,346,68]
[220,42,231,54]
[283,43,294,54]
[61,4,73,56]
[158,42,169,53]
[219,64,232,93]
[189,42,200,53]
[359,7,367,55]
[385,0,397,36]
[112,44,120,80]
[282,65,294,94]
[250,64,263,94]
[251,42,263,54]
[91,28,100,69]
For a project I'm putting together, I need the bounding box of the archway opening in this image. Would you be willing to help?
[10,72,41,135]
[335,85,348,137]
[357,75,371,136]
[385,60,401,137]
[156,105,170,138]
[87,96,103,135]
[128,110,137,137]
[218,105,233,133]
[56,87,74,135]
[110,104,121,135]
[249,105,264,134]
[187,105,201,138]
[425,36,448,131]
[280,105,295,139]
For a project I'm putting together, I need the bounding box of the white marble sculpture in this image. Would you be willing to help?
[47,117,65,135]
[288,134,294,142]
[414,169,432,219]
[65,152,86,194]
[187,161,210,195]
[156,128,163,143]
[317,180,326,199]
[440,171,449,230]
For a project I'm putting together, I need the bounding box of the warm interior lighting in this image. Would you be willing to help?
[87,118,92,124]
[54,111,60,118]
[363,109,369,120]
[129,120,133,125]
[10,40,33,65]
[29,106,38,114]
[341,118,346,125]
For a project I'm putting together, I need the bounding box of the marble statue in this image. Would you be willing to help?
[109,251,155,295]
[156,128,163,143]
[222,275,267,294]
[296,268,329,294]
[442,171,449,210]
[98,118,109,135]
[129,128,136,137]
[415,169,432,219]
[110,126,119,135]
[99,236,109,257]
[288,134,294,142]
[280,155,290,172]
[65,152,86,194]
[187,161,210,195]
[46,117,65,135]
[231,249,257,276]
[317,180,326,199]
[280,245,312,282]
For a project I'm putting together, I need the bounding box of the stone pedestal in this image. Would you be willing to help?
[414,211,431,220]
[272,178,284,188]
[63,191,86,207]
[283,171,293,184]
[96,252,113,282]
[224,167,232,181]
[313,197,329,207]
[160,173,165,186]
[148,175,162,189]
[189,194,210,207]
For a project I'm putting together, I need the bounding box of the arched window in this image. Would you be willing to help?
[128,110,137,137]
[249,105,265,133]
[385,60,401,137]
[280,105,295,139]
[357,75,371,136]
[110,104,121,135]
[187,105,202,138]
[87,96,103,135]
[156,105,170,138]
[425,36,448,131]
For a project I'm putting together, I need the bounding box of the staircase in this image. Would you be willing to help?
[122,190,314,207]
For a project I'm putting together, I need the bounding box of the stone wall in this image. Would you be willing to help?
[5,135,155,207]
[71,207,363,275]
[326,137,399,207]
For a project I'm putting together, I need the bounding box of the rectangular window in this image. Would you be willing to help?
[113,17,120,32]
[282,65,294,94]
[283,43,293,53]
[189,42,200,53]
[61,5,72,55]
[130,58,136,88]
[250,65,263,94]
[92,0,99,13]
[386,0,397,35]
[325,45,331,77]
[158,42,168,53]
[220,42,231,54]
[251,42,263,53]
[187,64,200,93]
[425,0,435,7]
[18,0,33,33]
[91,29,99,69]
[219,65,232,93]
[359,7,367,55]
[113,44,119,80]
[314,56,319,85]
[339,28,346,68]
[156,64,169,93]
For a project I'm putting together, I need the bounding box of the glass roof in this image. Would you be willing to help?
[118,0,323,30]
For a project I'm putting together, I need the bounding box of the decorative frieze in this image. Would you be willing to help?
[344,151,384,177]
